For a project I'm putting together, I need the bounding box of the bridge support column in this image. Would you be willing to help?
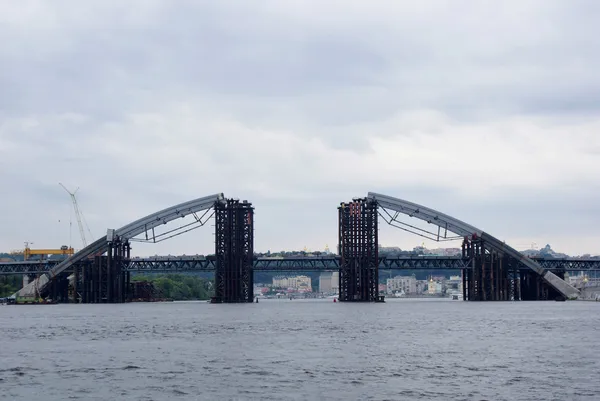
[81,264,88,303]
[73,265,80,303]
[463,238,513,301]
[46,273,69,303]
[520,271,537,300]
[505,257,521,301]
[462,268,467,301]
[78,237,131,303]
[520,269,564,301]
[338,198,381,302]
[214,199,254,303]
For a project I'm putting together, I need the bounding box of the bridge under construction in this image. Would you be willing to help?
[5,192,583,304]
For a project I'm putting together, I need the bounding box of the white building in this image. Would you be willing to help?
[386,275,417,294]
[273,275,312,291]
[272,276,289,288]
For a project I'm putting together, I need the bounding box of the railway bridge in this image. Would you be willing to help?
[7,192,583,303]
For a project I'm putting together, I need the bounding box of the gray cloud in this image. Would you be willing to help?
[1,1,599,256]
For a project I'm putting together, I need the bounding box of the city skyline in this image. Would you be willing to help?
[1,1,599,256]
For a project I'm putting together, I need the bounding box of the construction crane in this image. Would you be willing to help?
[59,183,92,248]
[23,245,74,261]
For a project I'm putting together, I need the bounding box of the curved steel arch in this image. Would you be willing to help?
[14,193,225,298]
[367,192,580,299]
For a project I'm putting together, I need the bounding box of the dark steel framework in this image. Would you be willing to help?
[462,238,514,301]
[338,199,381,302]
[213,199,254,303]
[461,238,566,301]
[76,237,131,303]
[3,256,599,275]
[368,192,581,300]
[45,273,70,303]
[14,194,224,299]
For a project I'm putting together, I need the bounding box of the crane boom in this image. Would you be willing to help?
[59,183,88,248]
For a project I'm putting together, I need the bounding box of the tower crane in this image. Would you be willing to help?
[59,183,92,248]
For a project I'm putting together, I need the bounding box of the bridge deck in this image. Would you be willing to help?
[1,256,598,275]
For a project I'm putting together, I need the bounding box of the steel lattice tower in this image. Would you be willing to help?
[214,199,254,303]
[338,198,380,302]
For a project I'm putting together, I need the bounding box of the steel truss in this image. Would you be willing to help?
[3,256,599,275]
[45,272,70,303]
[254,257,339,271]
[368,192,581,300]
[127,257,217,272]
[14,194,224,299]
[77,237,131,303]
[338,198,381,302]
[214,199,254,303]
[380,256,471,270]
[519,269,565,301]
[462,238,517,301]
[462,238,568,301]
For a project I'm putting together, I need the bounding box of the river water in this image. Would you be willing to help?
[1,299,599,401]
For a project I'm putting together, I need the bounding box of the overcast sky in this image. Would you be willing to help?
[1,1,599,256]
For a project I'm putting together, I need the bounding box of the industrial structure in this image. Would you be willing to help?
[23,246,74,261]
[13,193,223,303]
[4,255,598,275]
[338,198,381,302]
[367,192,578,301]
[4,191,584,304]
[213,199,254,303]
[59,183,93,248]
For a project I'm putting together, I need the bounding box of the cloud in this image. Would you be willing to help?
[1,0,599,256]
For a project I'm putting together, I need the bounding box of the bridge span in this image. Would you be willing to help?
[8,192,582,303]
[2,256,599,275]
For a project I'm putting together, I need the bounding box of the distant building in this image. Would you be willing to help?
[446,275,462,292]
[427,278,443,295]
[273,275,312,291]
[272,276,289,288]
[416,280,427,294]
[387,275,417,294]
[424,248,462,256]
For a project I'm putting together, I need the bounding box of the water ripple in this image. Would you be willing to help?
[1,300,599,401]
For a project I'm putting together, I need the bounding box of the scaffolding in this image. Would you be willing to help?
[338,198,382,302]
[213,199,254,303]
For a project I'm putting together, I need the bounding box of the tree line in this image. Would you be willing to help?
[0,276,20,297]
[132,274,213,300]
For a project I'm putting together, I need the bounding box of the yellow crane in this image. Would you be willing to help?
[23,245,74,261]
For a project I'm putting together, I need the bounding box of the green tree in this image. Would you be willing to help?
[131,274,212,300]
[0,276,21,297]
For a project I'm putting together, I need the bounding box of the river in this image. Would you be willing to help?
[1,299,598,400]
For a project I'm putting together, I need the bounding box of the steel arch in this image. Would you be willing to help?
[367,192,580,299]
[13,193,225,298]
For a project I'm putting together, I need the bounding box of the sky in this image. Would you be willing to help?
[1,0,599,257]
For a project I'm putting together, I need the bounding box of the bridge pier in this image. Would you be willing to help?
[462,237,566,301]
[519,270,564,301]
[213,199,254,303]
[462,238,518,301]
[77,237,131,303]
[338,198,381,302]
[46,272,70,303]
